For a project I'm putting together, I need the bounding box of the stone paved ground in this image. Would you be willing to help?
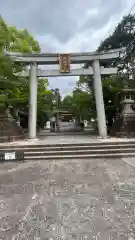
[0,135,100,146]
[0,158,135,239]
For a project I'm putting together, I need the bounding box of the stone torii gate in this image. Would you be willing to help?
[6,48,125,139]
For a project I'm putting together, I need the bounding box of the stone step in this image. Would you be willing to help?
[24,152,135,160]
[1,140,135,160]
[1,143,135,152]
[1,140,135,149]
[24,147,135,156]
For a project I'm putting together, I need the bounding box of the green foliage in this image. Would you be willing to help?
[98,14,135,120]
[60,95,73,112]
[0,16,54,128]
[78,74,122,122]
[0,16,41,109]
[8,26,40,53]
[72,88,93,120]
[61,89,93,121]
[98,14,135,78]
[77,13,135,128]
[98,14,135,51]
[37,79,53,116]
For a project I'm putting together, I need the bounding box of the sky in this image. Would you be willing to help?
[0,0,135,96]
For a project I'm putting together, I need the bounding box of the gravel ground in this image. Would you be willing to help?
[0,158,135,239]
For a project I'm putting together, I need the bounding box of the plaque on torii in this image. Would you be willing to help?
[58,54,71,73]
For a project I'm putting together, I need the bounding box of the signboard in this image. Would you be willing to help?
[0,150,24,162]
[58,54,71,73]
[4,152,16,161]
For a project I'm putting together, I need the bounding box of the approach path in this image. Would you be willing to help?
[0,156,135,239]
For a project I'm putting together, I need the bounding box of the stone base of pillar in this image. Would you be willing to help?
[27,138,39,141]
[111,117,135,137]
[111,104,135,137]
[97,136,109,139]
[0,110,24,143]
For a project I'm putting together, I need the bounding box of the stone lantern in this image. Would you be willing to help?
[111,83,135,137]
[121,83,135,120]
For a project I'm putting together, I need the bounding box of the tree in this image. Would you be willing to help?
[98,14,135,80]
[0,16,55,128]
[98,14,135,124]
[72,88,93,121]
[0,16,40,84]
[98,14,135,52]
[8,26,40,53]
[78,74,122,126]
[60,95,73,112]
[0,17,40,112]
[77,13,135,129]
[61,89,93,121]
[37,79,54,127]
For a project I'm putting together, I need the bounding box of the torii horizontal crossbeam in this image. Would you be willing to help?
[18,67,117,77]
[6,48,125,65]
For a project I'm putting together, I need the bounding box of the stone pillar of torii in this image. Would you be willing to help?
[6,48,125,139]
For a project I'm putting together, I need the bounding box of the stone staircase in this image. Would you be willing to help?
[1,140,135,160]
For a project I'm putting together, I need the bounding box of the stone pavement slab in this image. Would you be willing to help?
[1,135,135,147]
[0,135,100,146]
[0,158,135,239]
[99,137,135,142]
[122,157,135,168]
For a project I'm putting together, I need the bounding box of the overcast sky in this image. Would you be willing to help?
[0,0,135,95]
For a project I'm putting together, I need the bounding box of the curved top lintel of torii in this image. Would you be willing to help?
[5,47,126,65]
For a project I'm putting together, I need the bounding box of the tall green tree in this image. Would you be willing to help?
[78,75,122,125]
[77,13,135,128]
[61,89,93,121]
[98,14,135,79]
[0,16,40,110]
[60,95,73,112]
[98,14,135,52]
[0,16,54,128]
